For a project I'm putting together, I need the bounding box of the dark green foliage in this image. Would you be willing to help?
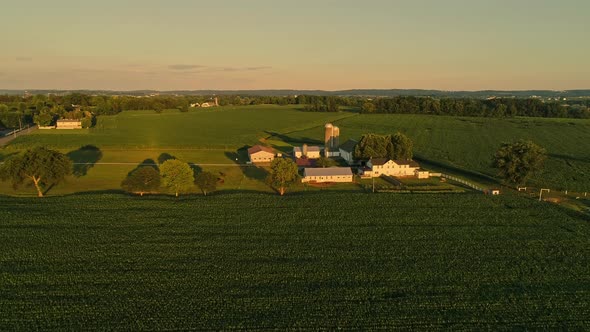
[388,132,413,160]
[354,134,390,159]
[492,140,546,186]
[0,147,72,197]
[194,171,218,196]
[33,111,55,126]
[267,158,298,195]
[160,159,194,197]
[121,166,161,196]
[316,156,337,168]
[0,193,588,329]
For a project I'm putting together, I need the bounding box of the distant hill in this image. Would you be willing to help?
[1,89,590,98]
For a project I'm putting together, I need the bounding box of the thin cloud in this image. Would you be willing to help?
[168,64,205,71]
[16,56,33,62]
[169,64,272,73]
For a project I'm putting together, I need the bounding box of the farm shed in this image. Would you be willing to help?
[302,167,353,183]
[415,169,430,179]
[247,145,275,163]
[56,119,82,129]
[293,145,321,159]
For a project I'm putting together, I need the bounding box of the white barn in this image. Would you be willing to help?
[247,145,275,163]
[302,167,354,183]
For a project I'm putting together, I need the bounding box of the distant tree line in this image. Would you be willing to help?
[362,96,590,119]
[1,92,589,129]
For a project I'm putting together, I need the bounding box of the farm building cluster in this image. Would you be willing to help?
[247,123,431,184]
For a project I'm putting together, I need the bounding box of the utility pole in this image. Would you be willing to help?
[539,188,550,202]
[372,176,375,193]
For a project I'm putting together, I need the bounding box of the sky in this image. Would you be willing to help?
[0,0,589,91]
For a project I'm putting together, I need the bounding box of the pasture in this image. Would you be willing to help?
[2,105,590,194]
[0,192,588,330]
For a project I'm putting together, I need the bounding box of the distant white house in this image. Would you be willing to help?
[56,119,82,129]
[302,167,354,183]
[201,97,219,108]
[190,103,200,108]
[247,145,275,163]
[361,158,421,178]
[293,145,321,159]
[415,169,430,179]
[338,139,357,164]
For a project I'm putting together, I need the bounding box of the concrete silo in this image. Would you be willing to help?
[325,123,334,149]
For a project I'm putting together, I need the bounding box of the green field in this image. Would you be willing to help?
[286,114,590,191]
[2,105,590,195]
[0,192,588,330]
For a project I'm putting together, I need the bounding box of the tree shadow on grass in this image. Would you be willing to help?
[158,153,176,164]
[264,131,323,146]
[225,147,270,190]
[66,145,103,177]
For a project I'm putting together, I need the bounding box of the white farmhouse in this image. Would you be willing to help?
[56,119,82,129]
[362,158,421,178]
[302,167,354,183]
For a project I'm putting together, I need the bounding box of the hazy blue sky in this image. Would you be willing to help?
[1,0,588,90]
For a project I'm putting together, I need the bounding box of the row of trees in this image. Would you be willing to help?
[1,93,588,124]
[353,133,414,160]
[362,97,590,119]
[121,160,218,197]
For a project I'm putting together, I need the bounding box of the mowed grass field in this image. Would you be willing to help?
[1,192,589,330]
[6,105,353,150]
[2,105,590,193]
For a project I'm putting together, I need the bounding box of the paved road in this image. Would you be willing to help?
[0,126,38,147]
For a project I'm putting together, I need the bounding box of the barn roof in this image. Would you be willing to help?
[248,145,274,155]
[304,167,353,177]
[339,139,357,153]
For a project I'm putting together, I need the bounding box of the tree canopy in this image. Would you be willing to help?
[316,156,337,168]
[195,171,218,196]
[267,158,299,196]
[492,140,546,186]
[121,166,161,196]
[0,147,72,197]
[354,133,414,161]
[388,132,413,160]
[160,160,194,197]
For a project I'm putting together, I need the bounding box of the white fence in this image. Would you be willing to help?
[441,174,485,192]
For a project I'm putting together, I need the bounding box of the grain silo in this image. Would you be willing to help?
[324,123,334,148]
[302,143,308,157]
[332,126,340,148]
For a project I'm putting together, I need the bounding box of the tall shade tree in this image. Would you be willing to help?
[0,147,72,197]
[160,159,194,197]
[195,171,218,196]
[388,132,413,160]
[353,134,389,159]
[267,158,299,196]
[121,166,161,196]
[492,140,546,186]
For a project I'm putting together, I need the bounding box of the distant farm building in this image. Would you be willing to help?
[361,158,421,178]
[201,97,219,108]
[56,119,82,129]
[293,144,321,159]
[190,103,200,108]
[338,139,357,164]
[247,145,275,163]
[302,167,354,183]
